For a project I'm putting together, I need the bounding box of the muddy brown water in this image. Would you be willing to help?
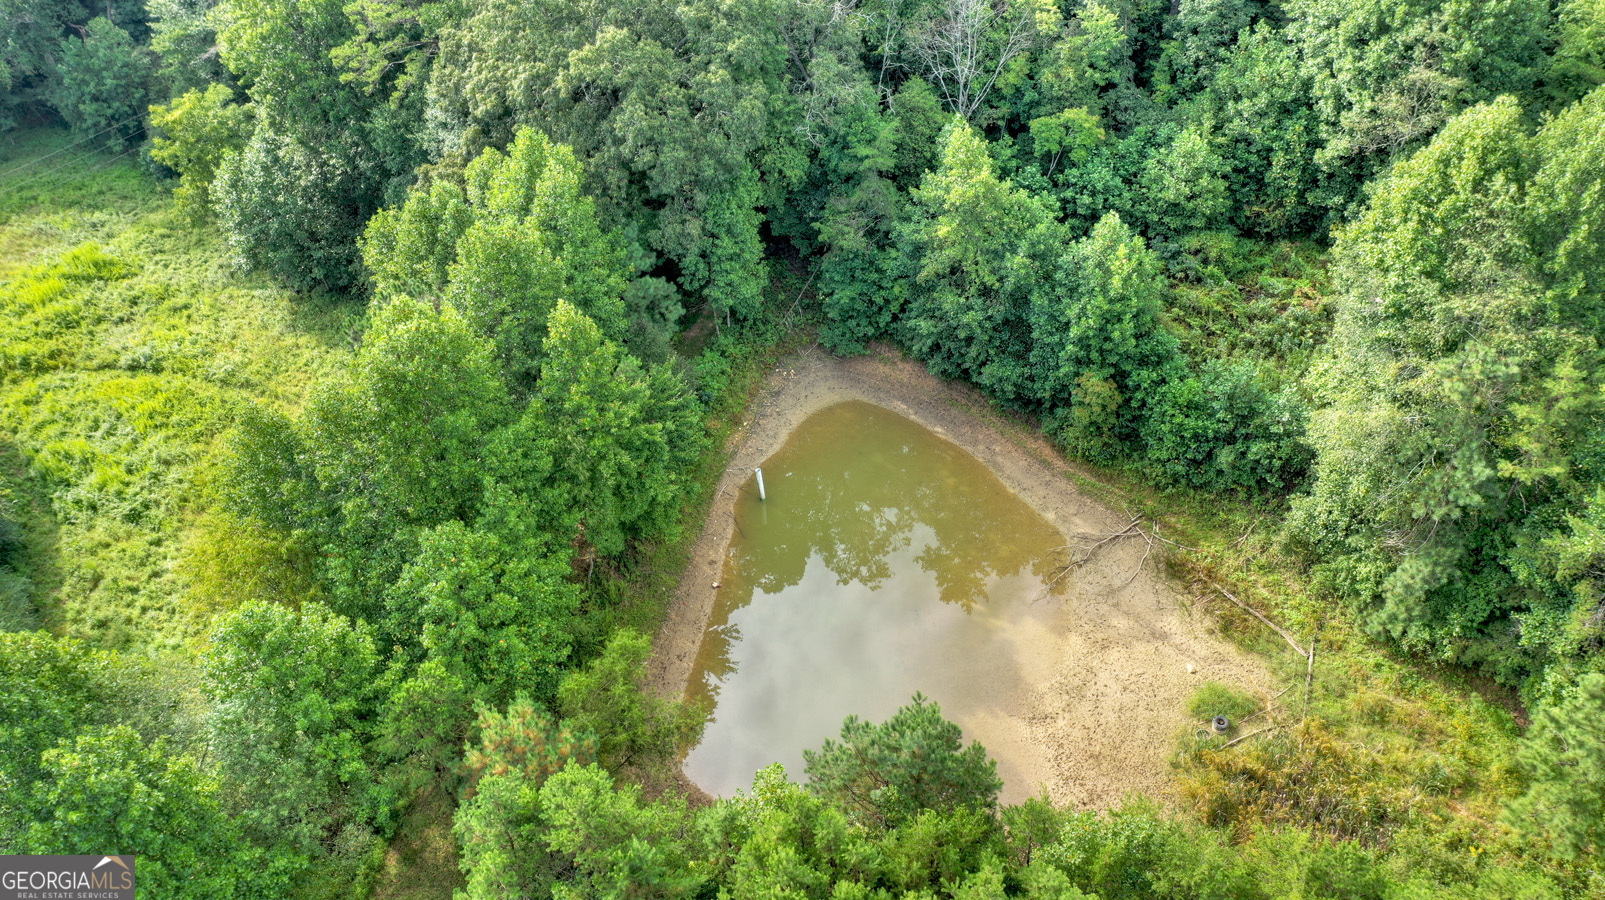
[683,400,1072,797]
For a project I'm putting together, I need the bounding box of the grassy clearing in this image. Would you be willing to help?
[0,127,358,653]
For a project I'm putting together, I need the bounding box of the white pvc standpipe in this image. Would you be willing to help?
[755,467,767,501]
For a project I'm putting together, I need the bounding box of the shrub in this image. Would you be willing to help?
[556,629,705,777]
[1140,360,1311,494]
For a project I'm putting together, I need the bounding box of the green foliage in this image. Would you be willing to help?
[214,0,355,125]
[814,168,905,353]
[363,127,631,386]
[330,0,459,102]
[696,166,768,324]
[1186,681,1259,723]
[1240,829,1389,900]
[24,725,287,899]
[149,85,255,217]
[1030,803,1259,900]
[452,764,551,899]
[699,764,876,894]
[803,693,1002,830]
[1290,95,1605,671]
[425,0,800,318]
[227,296,513,618]
[899,119,1053,405]
[1028,212,1173,458]
[1526,85,1605,329]
[1507,673,1605,859]
[1158,0,1256,96]
[556,629,705,777]
[1164,234,1333,371]
[210,0,431,291]
[386,513,580,705]
[524,300,705,557]
[213,126,372,291]
[374,659,474,799]
[1286,0,1552,202]
[1137,125,1229,235]
[538,763,702,899]
[1544,0,1605,107]
[462,696,596,796]
[445,672,1562,900]
[1029,107,1105,179]
[1200,24,1326,235]
[0,630,108,841]
[0,1,95,133]
[50,17,151,143]
[1140,359,1311,493]
[453,762,700,900]
[148,0,230,96]
[1029,213,1167,399]
[203,600,386,853]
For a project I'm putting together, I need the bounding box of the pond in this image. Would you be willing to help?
[682,400,1072,798]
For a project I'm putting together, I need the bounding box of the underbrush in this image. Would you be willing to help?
[1163,233,1333,383]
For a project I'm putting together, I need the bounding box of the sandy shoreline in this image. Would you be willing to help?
[649,344,1266,807]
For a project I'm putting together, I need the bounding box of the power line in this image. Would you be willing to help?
[0,113,145,182]
[0,139,138,200]
[55,144,141,186]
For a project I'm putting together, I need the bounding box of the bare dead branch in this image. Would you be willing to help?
[912,0,1039,119]
[1209,581,1309,660]
[1223,724,1284,748]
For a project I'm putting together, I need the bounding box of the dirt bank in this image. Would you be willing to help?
[649,344,1267,808]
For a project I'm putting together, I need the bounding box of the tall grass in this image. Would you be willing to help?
[0,127,357,651]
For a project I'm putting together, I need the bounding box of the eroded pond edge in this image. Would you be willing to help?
[649,343,1268,807]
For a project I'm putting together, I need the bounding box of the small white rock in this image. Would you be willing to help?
[1186,663,1196,674]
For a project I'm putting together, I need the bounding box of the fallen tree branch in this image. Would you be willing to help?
[1223,724,1284,748]
[1118,531,1155,589]
[1234,516,1262,547]
[1078,516,1142,555]
[1149,532,1204,552]
[1034,517,1141,599]
[1302,637,1317,721]
[1209,581,1309,659]
[1237,684,1297,726]
[782,269,818,327]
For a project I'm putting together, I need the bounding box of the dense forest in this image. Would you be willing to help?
[1,0,1603,896]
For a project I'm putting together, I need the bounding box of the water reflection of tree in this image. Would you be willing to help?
[741,462,909,595]
[689,621,743,714]
[735,406,1059,611]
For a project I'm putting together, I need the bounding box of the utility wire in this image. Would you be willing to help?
[58,144,141,185]
[0,140,139,200]
[0,113,145,182]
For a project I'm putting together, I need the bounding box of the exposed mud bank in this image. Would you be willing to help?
[650,344,1266,807]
